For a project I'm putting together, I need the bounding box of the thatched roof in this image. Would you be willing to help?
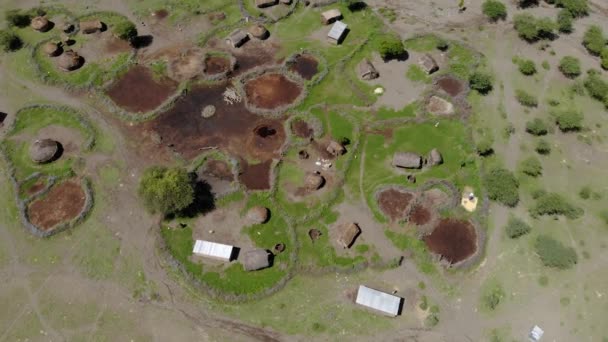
[305,173,325,190]
[226,29,249,48]
[321,9,342,24]
[358,59,379,80]
[246,206,269,224]
[79,20,103,34]
[427,148,443,166]
[248,24,269,40]
[43,42,61,57]
[58,50,83,71]
[418,54,439,74]
[326,140,345,156]
[242,249,271,271]
[427,96,454,115]
[31,16,51,32]
[255,0,278,8]
[30,139,59,163]
[337,222,360,249]
[392,152,422,169]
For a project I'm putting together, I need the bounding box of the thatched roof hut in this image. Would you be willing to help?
[58,50,83,71]
[43,42,61,57]
[427,148,443,166]
[242,249,271,271]
[358,59,379,80]
[321,9,342,25]
[29,139,59,163]
[246,206,269,224]
[337,222,360,249]
[392,152,423,169]
[418,54,439,74]
[79,20,103,34]
[427,96,454,115]
[226,29,249,48]
[305,173,325,190]
[31,16,51,32]
[326,140,345,156]
[248,24,269,40]
[255,0,278,8]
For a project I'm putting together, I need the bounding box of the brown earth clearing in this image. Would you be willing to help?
[291,118,314,139]
[27,179,86,230]
[25,180,46,196]
[409,204,432,225]
[204,56,230,75]
[239,160,272,190]
[377,188,415,221]
[107,66,178,113]
[436,75,466,97]
[289,55,318,80]
[423,218,477,264]
[244,73,302,110]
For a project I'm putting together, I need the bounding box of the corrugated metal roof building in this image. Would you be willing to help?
[193,240,234,261]
[528,325,544,341]
[327,21,347,45]
[355,285,403,317]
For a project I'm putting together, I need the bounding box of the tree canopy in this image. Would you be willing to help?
[0,30,22,52]
[558,56,581,78]
[138,166,195,215]
[482,0,507,21]
[377,34,405,60]
[484,167,520,207]
[469,71,493,94]
[583,25,605,55]
[113,20,138,41]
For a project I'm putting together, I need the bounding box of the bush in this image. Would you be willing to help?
[558,56,581,78]
[138,166,195,215]
[536,17,557,39]
[583,74,608,102]
[578,186,591,199]
[530,192,583,219]
[515,89,538,107]
[518,59,537,75]
[556,0,589,17]
[514,14,556,41]
[476,138,494,156]
[542,60,550,70]
[534,235,578,269]
[469,71,493,94]
[582,25,605,56]
[485,168,520,207]
[378,34,405,60]
[535,139,551,154]
[602,48,608,70]
[482,0,507,21]
[113,20,138,41]
[505,216,532,238]
[520,156,542,176]
[555,110,583,132]
[556,9,573,33]
[526,118,548,135]
[0,30,22,52]
[5,9,31,28]
[436,39,449,51]
[482,283,505,311]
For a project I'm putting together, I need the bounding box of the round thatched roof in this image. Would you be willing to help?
[30,139,59,163]
[305,173,325,190]
[31,16,50,31]
[58,50,83,71]
[428,148,443,166]
[248,24,269,39]
[247,206,269,224]
[43,42,61,57]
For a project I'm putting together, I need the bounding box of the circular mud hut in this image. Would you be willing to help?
[29,139,60,163]
[248,24,269,40]
[31,16,51,32]
[58,50,83,71]
[43,42,61,57]
[305,173,325,190]
[247,206,269,224]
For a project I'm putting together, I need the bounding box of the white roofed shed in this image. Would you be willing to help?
[193,240,234,261]
[528,325,544,341]
[355,285,403,317]
[327,21,347,45]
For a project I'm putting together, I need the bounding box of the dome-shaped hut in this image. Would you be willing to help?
[246,206,269,224]
[43,42,61,57]
[248,24,269,40]
[29,139,60,163]
[305,173,325,191]
[58,50,83,71]
[31,16,51,32]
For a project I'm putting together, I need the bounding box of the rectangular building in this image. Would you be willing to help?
[355,285,403,317]
[327,21,347,45]
[193,240,234,261]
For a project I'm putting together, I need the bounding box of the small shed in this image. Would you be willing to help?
[241,249,271,271]
[31,16,51,32]
[226,29,249,48]
[528,325,544,341]
[305,173,325,190]
[321,9,342,25]
[337,222,360,249]
[392,152,423,169]
[427,148,443,166]
[29,139,59,163]
[43,42,61,57]
[255,0,278,8]
[246,206,269,224]
[358,59,379,80]
[79,20,103,34]
[248,24,269,40]
[418,54,439,74]
[193,240,234,261]
[326,140,345,156]
[327,21,347,45]
[355,285,403,317]
[58,50,83,71]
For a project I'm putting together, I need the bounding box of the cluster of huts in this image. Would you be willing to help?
[226,23,270,48]
[392,148,443,170]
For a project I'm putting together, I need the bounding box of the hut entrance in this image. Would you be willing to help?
[254,125,277,138]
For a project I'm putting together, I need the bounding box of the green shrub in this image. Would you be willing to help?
[485,168,520,207]
[5,9,31,28]
[138,166,195,215]
[583,74,608,102]
[535,139,551,155]
[582,25,606,55]
[534,235,578,269]
[520,156,542,176]
[600,210,608,225]
[518,59,537,75]
[419,295,428,310]
[482,283,506,311]
[558,56,581,78]
[531,188,547,199]
[556,9,573,33]
[0,30,22,52]
[526,118,548,136]
[378,34,405,60]
[578,186,591,199]
[542,60,550,70]
[505,216,532,238]
[436,39,449,51]
[538,275,549,286]
[556,0,589,17]
[476,138,494,156]
[515,89,538,107]
[530,192,583,219]
[514,14,556,41]
[469,71,494,94]
[113,20,138,41]
[482,0,507,21]
[555,110,583,132]
[602,48,608,70]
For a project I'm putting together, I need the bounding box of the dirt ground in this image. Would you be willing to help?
[423,218,478,264]
[368,53,424,109]
[377,187,415,221]
[27,179,86,230]
[289,55,318,80]
[244,73,302,110]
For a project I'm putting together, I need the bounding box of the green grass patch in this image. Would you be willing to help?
[385,230,436,275]
[406,64,430,83]
[375,102,418,120]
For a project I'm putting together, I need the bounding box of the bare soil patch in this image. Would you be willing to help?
[153,9,169,20]
[204,160,234,181]
[204,56,230,75]
[377,188,415,221]
[291,119,313,139]
[409,205,431,225]
[167,47,205,81]
[244,73,302,110]
[289,55,318,80]
[197,160,237,197]
[26,181,46,196]
[436,75,466,97]
[27,180,86,231]
[239,160,272,190]
[107,66,178,113]
[423,218,477,264]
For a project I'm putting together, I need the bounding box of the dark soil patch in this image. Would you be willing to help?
[244,73,302,110]
[204,56,230,75]
[424,218,477,264]
[409,205,431,225]
[27,180,86,231]
[203,160,234,181]
[289,55,318,80]
[153,9,169,19]
[239,160,272,190]
[105,37,132,54]
[436,76,466,97]
[377,188,414,221]
[107,66,177,113]
[26,181,46,196]
[291,119,313,138]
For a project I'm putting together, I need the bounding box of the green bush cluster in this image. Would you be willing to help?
[534,235,578,269]
[535,139,551,155]
[513,14,556,41]
[482,283,506,311]
[484,167,520,207]
[518,59,537,75]
[476,138,494,156]
[526,118,548,135]
[0,29,22,52]
[578,186,591,199]
[530,192,583,219]
[4,9,32,28]
[556,9,573,33]
[584,73,608,105]
[377,34,405,60]
[582,25,606,56]
[556,0,588,17]
[558,56,581,78]
[554,110,583,132]
[505,216,532,238]
[113,20,138,41]
[482,0,507,21]
[602,48,608,70]
[469,71,494,94]
[515,89,538,107]
[520,156,542,176]
[138,166,195,215]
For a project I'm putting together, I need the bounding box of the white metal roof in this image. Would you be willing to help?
[328,21,347,41]
[529,325,544,341]
[193,240,234,261]
[355,285,402,316]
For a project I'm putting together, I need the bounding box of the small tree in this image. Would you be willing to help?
[535,235,578,269]
[5,9,31,28]
[518,59,537,75]
[582,25,605,56]
[583,74,608,102]
[0,30,22,52]
[535,139,551,155]
[138,166,195,215]
[514,13,539,41]
[484,167,520,207]
[476,138,494,156]
[481,283,505,311]
[555,110,583,132]
[113,20,138,41]
[469,71,493,94]
[556,9,573,33]
[436,39,449,51]
[505,216,532,238]
[482,0,507,21]
[515,89,538,107]
[378,34,405,60]
[601,48,608,70]
[530,192,583,219]
[558,56,581,78]
[557,0,589,17]
[536,17,556,39]
[526,118,548,136]
[520,156,543,176]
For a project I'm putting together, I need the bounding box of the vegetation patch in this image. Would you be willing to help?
[534,235,578,269]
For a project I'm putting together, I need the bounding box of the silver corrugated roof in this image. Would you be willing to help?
[193,240,234,261]
[328,21,347,40]
[355,285,402,316]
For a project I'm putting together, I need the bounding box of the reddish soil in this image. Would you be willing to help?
[153,9,169,19]
[204,160,234,181]
[377,189,414,221]
[244,73,302,109]
[437,76,466,97]
[27,180,86,231]
[409,205,432,225]
[289,55,318,80]
[239,160,272,190]
[423,218,477,264]
[26,181,46,196]
[204,56,230,75]
[291,119,313,138]
[105,37,132,54]
[107,66,178,113]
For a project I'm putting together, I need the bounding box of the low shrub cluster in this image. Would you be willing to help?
[526,118,548,136]
[513,14,556,41]
[583,73,608,105]
[535,139,551,155]
[482,0,507,21]
[556,9,573,33]
[558,56,581,78]
[582,25,605,56]
[515,89,538,107]
[505,216,532,238]
[554,110,583,132]
[530,192,583,219]
[0,29,22,52]
[520,156,542,176]
[469,71,494,94]
[482,283,506,311]
[534,235,578,269]
[517,59,537,75]
[484,167,519,207]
